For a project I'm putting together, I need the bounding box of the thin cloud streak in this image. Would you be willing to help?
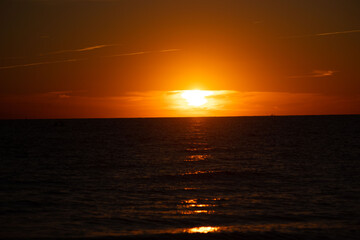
[316,29,360,36]
[0,49,180,70]
[46,90,74,99]
[41,44,117,56]
[108,49,180,58]
[113,51,148,57]
[289,70,337,79]
[159,49,181,53]
[281,29,360,39]
[0,58,84,70]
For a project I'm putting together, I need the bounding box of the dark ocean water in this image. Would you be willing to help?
[1,116,360,239]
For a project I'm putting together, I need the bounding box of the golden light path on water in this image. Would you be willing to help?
[177,198,218,215]
[186,226,220,233]
[88,116,356,239]
[89,221,352,237]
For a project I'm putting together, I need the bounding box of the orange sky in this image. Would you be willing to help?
[0,0,359,118]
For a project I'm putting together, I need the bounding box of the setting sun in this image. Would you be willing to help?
[181,90,214,107]
[168,90,235,116]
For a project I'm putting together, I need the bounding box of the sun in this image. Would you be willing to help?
[181,90,214,107]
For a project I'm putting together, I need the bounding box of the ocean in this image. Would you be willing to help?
[1,116,359,239]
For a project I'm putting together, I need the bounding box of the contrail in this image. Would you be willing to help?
[280,29,360,39]
[41,44,117,56]
[316,29,360,36]
[0,58,84,70]
[0,49,180,70]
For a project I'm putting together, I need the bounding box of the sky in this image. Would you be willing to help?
[0,0,359,118]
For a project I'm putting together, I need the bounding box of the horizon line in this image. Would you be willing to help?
[1,113,359,121]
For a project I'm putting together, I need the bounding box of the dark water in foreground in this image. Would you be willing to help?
[1,116,360,239]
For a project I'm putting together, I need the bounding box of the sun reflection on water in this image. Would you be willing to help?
[181,210,215,214]
[186,147,212,152]
[184,154,210,162]
[188,204,210,207]
[89,221,351,237]
[177,118,219,214]
[177,198,219,215]
[186,226,220,233]
[181,170,215,175]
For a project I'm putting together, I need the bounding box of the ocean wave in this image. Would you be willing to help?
[149,170,278,182]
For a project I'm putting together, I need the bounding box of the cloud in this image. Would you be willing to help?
[0,58,84,70]
[111,51,148,57]
[311,70,337,77]
[42,44,117,56]
[107,48,180,58]
[281,29,360,39]
[46,90,74,98]
[0,49,180,70]
[42,44,180,57]
[159,49,181,53]
[316,29,360,36]
[234,92,360,116]
[289,70,337,79]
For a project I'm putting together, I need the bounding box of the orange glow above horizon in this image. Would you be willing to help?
[1,90,359,119]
